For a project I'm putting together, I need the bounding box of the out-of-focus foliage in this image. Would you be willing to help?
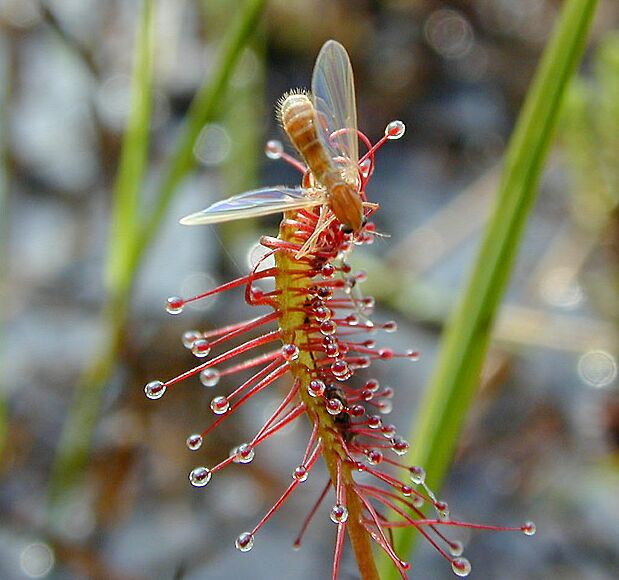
[562,33,619,220]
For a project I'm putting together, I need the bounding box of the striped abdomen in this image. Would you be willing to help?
[279,93,363,232]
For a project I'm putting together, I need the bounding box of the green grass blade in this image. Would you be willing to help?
[48,0,266,506]
[106,0,154,291]
[130,0,267,272]
[48,0,155,504]
[380,0,598,575]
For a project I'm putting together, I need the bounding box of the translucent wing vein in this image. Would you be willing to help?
[180,187,323,225]
[311,40,359,176]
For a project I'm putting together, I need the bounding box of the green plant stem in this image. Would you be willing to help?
[379,0,598,575]
[49,0,266,507]
[129,0,266,274]
[106,0,154,292]
[48,0,154,505]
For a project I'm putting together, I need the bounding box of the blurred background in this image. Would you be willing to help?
[1,0,619,578]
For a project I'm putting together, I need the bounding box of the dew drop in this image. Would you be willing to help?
[182,330,202,349]
[409,466,426,485]
[308,379,326,398]
[368,415,382,429]
[281,343,300,361]
[379,399,393,414]
[383,321,398,333]
[314,305,332,323]
[188,466,212,487]
[451,557,471,577]
[359,157,372,177]
[331,360,350,380]
[192,338,212,358]
[320,320,337,336]
[355,270,368,283]
[449,541,464,557]
[293,465,308,482]
[235,531,255,552]
[407,349,421,361]
[326,398,344,416]
[385,120,406,139]
[523,521,536,536]
[345,314,359,326]
[381,424,396,438]
[186,433,203,451]
[401,484,413,497]
[436,500,450,521]
[321,263,336,278]
[330,504,349,524]
[144,380,166,400]
[365,379,380,392]
[349,404,365,417]
[366,450,383,465]
[318,286,333,300]
[391,437,409,455]
[234,443,255,464]
[363,296,376,310]
[324,341,340,358]
[356,357,372,372]
[165,296,184,315]
[412,496,424,508]
[200,368,220,387]
[265,139,283,159]
[210,395,230,414]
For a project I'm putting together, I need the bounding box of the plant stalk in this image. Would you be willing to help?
[379,0,598,575]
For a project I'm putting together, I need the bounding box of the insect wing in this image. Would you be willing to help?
[180,187,323,225]
[311,40,359,180]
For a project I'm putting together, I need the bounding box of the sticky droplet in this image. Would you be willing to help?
[265,140,283,159]
[144,380,166,400]
[200,368,220,387]
[186,434,203,451]
[235,531,255,552]
[165,296,184,315]
[210,396,230,415]
[385,120,406,139]
[329,504,349,524]
[451,557,471,577]
[188,466,212,487]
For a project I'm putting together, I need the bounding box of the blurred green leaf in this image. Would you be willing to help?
[130,0,267,272]
[49,0,266,507]
[106,0,154,292]
[49,0,155,505]
[380,0,598,575]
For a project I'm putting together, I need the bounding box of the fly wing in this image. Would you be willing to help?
[180,187,323,225]
[311,40,359,182]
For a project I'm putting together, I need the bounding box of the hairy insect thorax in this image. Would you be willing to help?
[278,92,364,232]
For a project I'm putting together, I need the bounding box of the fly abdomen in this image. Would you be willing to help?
[279,92,332,184]
[278,91,363,232]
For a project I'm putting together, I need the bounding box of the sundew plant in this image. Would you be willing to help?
[0,0,602,577]
[144,41,534,579]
